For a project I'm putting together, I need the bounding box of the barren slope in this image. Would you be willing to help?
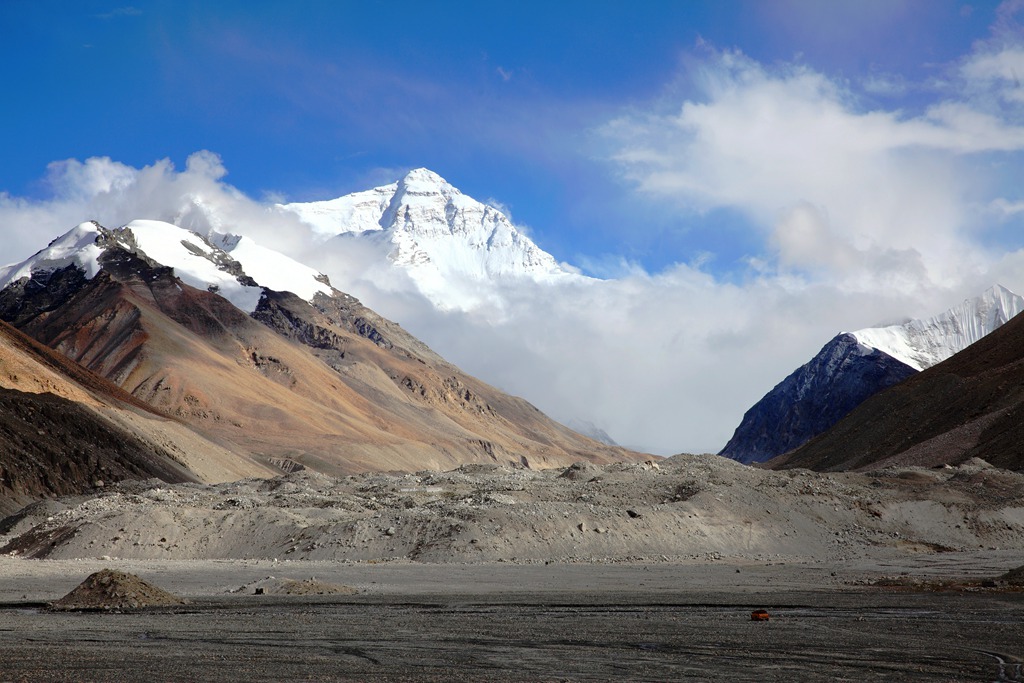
[771,308,1024,471]
[1,244,637,476]
[0,320,264,515]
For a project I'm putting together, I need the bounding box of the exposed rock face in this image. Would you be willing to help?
[0,264,91,328]
[721,286,1024,465]
[720,334,917,464]
[770,308,1024,472]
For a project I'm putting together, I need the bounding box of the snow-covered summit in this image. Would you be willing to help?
[0,220,334,314]
[0,222,106,287]
[278,169,579,309]
[850,284,1024,371]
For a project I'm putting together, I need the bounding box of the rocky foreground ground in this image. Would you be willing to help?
[2,454,1022,564]
[1,454,1022,681]
[0,555,1021,682]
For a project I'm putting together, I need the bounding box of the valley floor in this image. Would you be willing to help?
[0,553,1021,682]
[1,455,1022,680]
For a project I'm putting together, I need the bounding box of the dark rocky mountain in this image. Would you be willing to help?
[0,386,189,517]
[721,286,1023,464]
[0,222,639,481]
[769,307,1024,472]
[719,334,917,464]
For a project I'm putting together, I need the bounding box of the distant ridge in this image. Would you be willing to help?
[770,302,1024,471]
[720,286,1024,464]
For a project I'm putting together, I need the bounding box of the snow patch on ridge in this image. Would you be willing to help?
[0,222,104,291]
[207,231,333,303]
[123,220,263,312]
[849,284,1024,371]
[0,219,337,315]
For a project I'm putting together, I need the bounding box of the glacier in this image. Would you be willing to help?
[849,284,1024,371]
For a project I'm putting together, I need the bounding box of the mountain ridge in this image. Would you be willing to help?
[769,299,1024,471]
[720,285,1024,464]
[0,219,640,482]
[278,168,583,311]
[850,284,1024,371]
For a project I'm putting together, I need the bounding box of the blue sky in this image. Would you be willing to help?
[3,1,1024,453]
[4,0,1019,276]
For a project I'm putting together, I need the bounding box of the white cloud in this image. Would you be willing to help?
[991,197,1024,216]
[366,265,960,455]
[45,157,138,201]
[861,72,908,97]
[603,44,1024,295]
[961,47,1024,97]
[962,1,1024,104]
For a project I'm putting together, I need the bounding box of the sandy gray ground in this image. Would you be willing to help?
[1,554,1022,682]
[1,456,1022,681]
[4,456,1023,565]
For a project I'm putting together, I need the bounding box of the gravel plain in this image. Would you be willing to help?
[0,558,1022,682]
[0,455,1022,681]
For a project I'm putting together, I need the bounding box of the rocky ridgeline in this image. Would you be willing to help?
[721,334,917,463]
[3,455,1022,565]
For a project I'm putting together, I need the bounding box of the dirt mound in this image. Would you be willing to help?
[239,576,357,596]
[999,565,1024,586]
[559,461,601,481]
[49,569,187,610]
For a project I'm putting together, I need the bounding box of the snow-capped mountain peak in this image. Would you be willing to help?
[850,284,1024,371]
[0,222,106,286]
[0,220,335,314]
[395,167,450,194]
[277,168,580,311]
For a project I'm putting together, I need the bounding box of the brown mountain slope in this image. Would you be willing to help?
[0,320,267,516]
[1,246,638,475]
[769,305,1024,472]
